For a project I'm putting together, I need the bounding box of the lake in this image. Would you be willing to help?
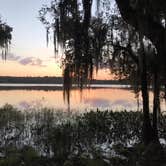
[0,84,165,112]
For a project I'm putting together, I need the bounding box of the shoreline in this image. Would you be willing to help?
[0,83,131,91]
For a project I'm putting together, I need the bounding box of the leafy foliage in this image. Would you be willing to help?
[39,0,166,145]
[39,0,109,103]
[0,17,12,58]
[39,0,157,100]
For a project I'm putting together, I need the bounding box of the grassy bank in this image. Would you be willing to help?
[0,104,166,166]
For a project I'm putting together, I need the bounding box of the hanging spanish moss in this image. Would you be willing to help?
[0,18,12,59]
[39,0,108,105]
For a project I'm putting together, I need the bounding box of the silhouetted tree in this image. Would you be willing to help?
[0,17,12,58]
[39,0,108,104]
[106,12,158,144]
[115,0,166,145]
[39,0,166,146]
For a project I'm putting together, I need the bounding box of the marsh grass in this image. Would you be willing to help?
[0,104,166,165]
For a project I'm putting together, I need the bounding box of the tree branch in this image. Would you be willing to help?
[115,0,165,48]
[112,44,139,65]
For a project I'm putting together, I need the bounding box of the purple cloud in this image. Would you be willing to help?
[19,57,47,67]
[84,98,111,107]
[6,53,47,67]
[6,53,21,61]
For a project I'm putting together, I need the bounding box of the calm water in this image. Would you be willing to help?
[0,84,165,112]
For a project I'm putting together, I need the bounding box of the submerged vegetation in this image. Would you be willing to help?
[0,104,166,166]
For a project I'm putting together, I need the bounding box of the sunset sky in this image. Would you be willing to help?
[0,0,112,79]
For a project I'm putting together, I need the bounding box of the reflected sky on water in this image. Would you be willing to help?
[0,85,165,112]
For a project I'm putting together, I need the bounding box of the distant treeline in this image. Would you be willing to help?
[0,76,127,84]
[0,76,63,84]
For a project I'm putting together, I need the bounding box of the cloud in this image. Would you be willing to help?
[84,98,111,107]
[6,53,21,61]
[19,57,47,67]
[6,53,47,67]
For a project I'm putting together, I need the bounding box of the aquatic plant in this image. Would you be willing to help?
[0,105,166,165]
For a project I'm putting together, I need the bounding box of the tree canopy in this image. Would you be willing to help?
[39,0,166,145]
[39,0,109,103]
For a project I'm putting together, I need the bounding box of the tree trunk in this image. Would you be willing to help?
[164,84,166,101]
[152,69,160,141]
[140,44,155,145]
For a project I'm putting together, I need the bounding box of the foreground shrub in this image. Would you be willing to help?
[0,105,166,165]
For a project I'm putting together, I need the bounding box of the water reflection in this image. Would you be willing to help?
[0,87,165,111]
[84,98,111,107]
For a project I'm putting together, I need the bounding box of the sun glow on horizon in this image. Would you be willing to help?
[0,59,113,80]
[0,60,62,77]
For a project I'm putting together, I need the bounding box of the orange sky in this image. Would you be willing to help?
[0,0,114,80]
[0,60,62,77]
[0,58,113,80]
